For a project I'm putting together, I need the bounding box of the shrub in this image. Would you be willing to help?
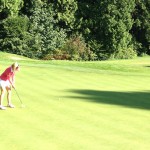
[62,35,97,61]
[43,49,70,60]
[111,48,137,59]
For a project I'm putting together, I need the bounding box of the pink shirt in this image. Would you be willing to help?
[0,67,15,84]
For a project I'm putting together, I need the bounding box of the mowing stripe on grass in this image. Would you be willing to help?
[0,56,150,150]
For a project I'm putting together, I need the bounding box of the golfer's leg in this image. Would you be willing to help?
[6,87,11,105]
[0,87,6,105]
[6,87,15,108]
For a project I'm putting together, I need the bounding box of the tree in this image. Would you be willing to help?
[0,16,36,57]
[76,1,104,59]
[131,0,150,55]
[76,0,137,59]
[0,0,149,60]
[48,0,78,35]
[29,4,67,58]
[0,0,23,19]
[99,0,136,58]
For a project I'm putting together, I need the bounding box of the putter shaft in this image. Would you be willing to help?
[14,88,23,105]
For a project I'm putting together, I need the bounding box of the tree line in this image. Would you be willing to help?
[0,0,149,60]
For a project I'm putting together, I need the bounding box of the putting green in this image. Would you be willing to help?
[0,54,150,150]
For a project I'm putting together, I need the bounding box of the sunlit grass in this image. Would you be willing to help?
[0,52,150,150]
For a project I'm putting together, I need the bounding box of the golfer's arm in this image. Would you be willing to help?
[9,75,15,87]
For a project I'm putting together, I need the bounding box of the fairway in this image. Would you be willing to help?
[0,54,150,150]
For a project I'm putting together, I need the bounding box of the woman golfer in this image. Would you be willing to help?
[0,62,20,110]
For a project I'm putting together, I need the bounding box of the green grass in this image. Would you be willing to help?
[0,52,150,150]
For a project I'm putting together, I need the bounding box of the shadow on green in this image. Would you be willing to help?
[65,89,150,110]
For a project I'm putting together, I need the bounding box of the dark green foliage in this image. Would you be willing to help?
[76,0,136,59]
[76,1,111,60]
[0,16,36,58]
[131,0,150,55]
[48,0,78,34]
[0,0,23,18]
[0,0,149,60]
[96,0,136,59]
[43,35,97,61]
[88,40,108,60]
[29,5,67,58]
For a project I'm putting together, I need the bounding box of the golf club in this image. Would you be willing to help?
[14,87,25,108]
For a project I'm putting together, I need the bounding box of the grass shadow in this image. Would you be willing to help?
[65,89,150,110]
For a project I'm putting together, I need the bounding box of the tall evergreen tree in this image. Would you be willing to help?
[48,0,78,35]
[29,4,67,58]
[76,1,104,59]
[77,0,137,59]
[131,0,150,55]
[100,0,136,58]
[0,0,23,19]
